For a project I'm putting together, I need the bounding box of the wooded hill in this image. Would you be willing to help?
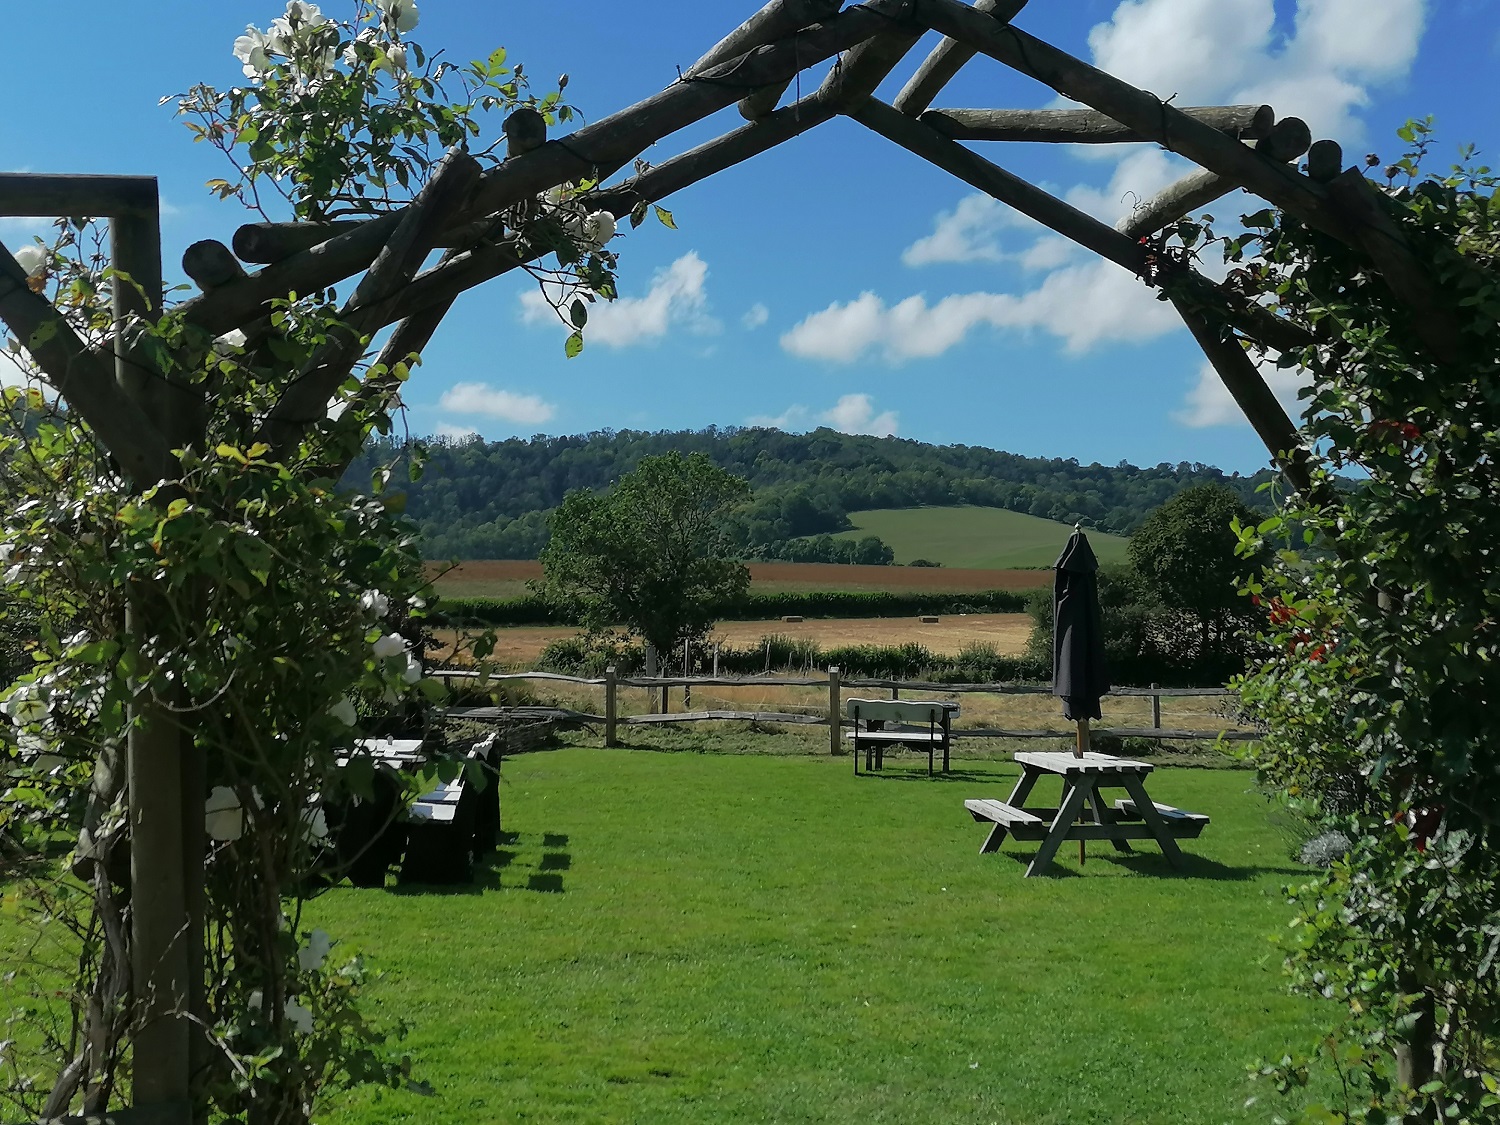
[351,427,1278,560]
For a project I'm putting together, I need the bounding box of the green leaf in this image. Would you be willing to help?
[569,299,589,329]
[653,206,677,230]
[565,332,584,359]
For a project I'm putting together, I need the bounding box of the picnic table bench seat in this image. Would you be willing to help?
[1112,798,1210,838]
[846,698,957,775]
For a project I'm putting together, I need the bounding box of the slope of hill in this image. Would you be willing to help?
[346,427,1275,560]
[837,507,1130,569]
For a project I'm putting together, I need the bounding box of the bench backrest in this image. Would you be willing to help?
[844,698,946,726]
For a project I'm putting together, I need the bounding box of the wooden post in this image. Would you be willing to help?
[604,666,618,747]
[891,685,900,700]
[1151,684,1161,731]
[829,666,842,756]
[713,642,720,678]
[683,641,692,711]
[645,645,659,714]
[1075,718,1091,863]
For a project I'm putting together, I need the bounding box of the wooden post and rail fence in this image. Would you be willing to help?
[436,666,1256,747]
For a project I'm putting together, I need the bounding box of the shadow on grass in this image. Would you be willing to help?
[384,831,574,895]
[991,848,1304,881]
[856,768,1001,783]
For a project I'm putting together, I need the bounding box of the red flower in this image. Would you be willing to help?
[1308,643,1327,663]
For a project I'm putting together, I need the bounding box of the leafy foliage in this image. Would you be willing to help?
[537,453,751,657]
[1177,122,1500,1121]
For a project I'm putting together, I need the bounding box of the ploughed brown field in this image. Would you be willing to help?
[427,559,1051,600]
[431,613,1033,667]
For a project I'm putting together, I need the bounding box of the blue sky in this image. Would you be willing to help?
[2,0,1496,473]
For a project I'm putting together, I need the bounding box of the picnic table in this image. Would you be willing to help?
[847,698,960,775]
[965,751,1209,877]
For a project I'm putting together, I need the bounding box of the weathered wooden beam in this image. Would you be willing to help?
[502,107,547,158]
[1171,294,1314,496]
[847,99,1314,354]
[848,96,1150,275]
[814,12,926,109]
[263,149,481,449]
[1116,116,1310,241]
[920,103,1274,143]
[180,0,909,337]
[893,0,1028,116]
[181,240,247,291]
[1306,138,1343,183]
[690,0,843,77]
[0,173,158,218]
[595,95,839,212]
[913,0,1353,235]
[0,240,174,484]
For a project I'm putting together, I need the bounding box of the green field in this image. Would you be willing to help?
[837,506,1130,569]
[309,746,1319,1124]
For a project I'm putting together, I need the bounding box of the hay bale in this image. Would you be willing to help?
[782,615,804,623]
[919,615,940,624]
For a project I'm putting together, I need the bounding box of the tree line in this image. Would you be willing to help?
[348,426,1279,560]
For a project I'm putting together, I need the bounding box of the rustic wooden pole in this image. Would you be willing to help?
[1116,116,1311,241]
[1170,294,1316,496]
[920,103,1274,144]
[1306,139,1344,183]
[683,641,692,711]
[691,0,842,77]
[1151,684,1161,731]
[893,0,1028,116]
[828,666,842,756]
[604,666,618,748]
[713,643,721,678]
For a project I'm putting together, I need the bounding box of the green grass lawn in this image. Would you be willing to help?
[836,507,1130,569]
[314,748,1319,1125]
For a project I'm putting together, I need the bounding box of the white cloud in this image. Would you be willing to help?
[823,394,898,437]
[1085,0,1427,142]
[1175,356,1312,428]
[742,302,770,330]
[520,252,718,348]
[433,422,481,441]
[781,257,1177,364]
[747,396,898,437]
[747,404,809,429]
[902,194,1041,267]
[437,382,555,425]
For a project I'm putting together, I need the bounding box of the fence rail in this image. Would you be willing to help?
[435,666,1254,748]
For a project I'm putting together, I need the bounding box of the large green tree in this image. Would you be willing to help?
[1127,483,1267,663]
[538,452,751,657]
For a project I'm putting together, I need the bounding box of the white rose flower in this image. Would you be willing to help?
[233,25,275,78]
[371,632,407,659]
[297,928,333,972]
[284,999,315,1035]
[400,653,422,685]
[301,805,329,841]
[204,786,245,842]
[376,0,420,33]
[13,244,46,279]
[582,211,616,250]
[359,589,390,617]
[328,695,358,726]
[282,1,327,29]
[383,44,408,74]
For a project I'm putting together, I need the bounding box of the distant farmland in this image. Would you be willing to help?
[426,560,1052,600]
[836,506,1129,569]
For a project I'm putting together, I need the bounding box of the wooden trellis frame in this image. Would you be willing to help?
[0,0,1465,1117]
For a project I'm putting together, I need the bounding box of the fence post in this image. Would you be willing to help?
[645,645,659,713]
[828,666,842,756]
[604,665,618,748]
[713,642,720,678]
[683,641,691,711]
[891,684,900,700]
[1151,684,1161,731]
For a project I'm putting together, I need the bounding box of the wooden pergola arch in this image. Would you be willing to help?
[0,0,1460,1117]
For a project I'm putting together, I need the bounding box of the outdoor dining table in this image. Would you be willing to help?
[964,751,1209,877]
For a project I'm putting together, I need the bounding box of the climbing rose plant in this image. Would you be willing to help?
[1165,121,1500,1123]
[0,2,624,1119]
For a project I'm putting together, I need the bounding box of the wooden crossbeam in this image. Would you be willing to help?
[1116,116,1311,241]
[893,0,1028,116]
[177,0,908,337]
[921,104,1274,144]
[690,0,842,77]
[0,173,158,218]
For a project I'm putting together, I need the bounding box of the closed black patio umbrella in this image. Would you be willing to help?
[1052,526,1110,759]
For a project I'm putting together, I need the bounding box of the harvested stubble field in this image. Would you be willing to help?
[430,612,1034,667]
[425,559,1052,600]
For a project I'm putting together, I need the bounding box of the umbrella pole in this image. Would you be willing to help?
[1076,719,1091,863]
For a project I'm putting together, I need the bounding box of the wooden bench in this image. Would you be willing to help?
[846,698,955,775]
[1112,798,1210,839]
